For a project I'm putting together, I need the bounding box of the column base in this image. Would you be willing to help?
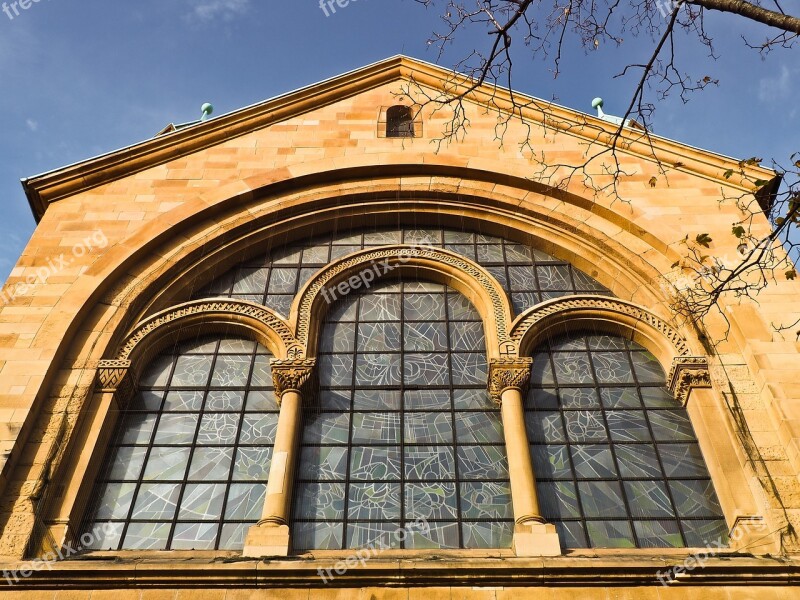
[513,521,562,557]
[242,523,291,557]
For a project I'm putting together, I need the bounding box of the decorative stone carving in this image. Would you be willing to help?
[118,299,301,360]
[295,245,512,352]
[510,295,692,357]
[270,358,316,399]
[97,359,136,407]
[488,358,533,404]
[668,356,712,405]
[96,360,132,391]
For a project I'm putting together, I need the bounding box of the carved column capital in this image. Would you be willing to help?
[270,358,316,400]
[667,356,711,406]
[488,358,533,405]
[97,359,135,407]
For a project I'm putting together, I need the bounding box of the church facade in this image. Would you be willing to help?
[0,56,798,598]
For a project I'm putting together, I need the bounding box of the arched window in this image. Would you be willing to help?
[293,280,513,550]
[386,105,415,138]
[82,336,279,550]
[193,228,609,319]
[526,331,727,548]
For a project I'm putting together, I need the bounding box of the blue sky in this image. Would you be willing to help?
[0,1,796,281]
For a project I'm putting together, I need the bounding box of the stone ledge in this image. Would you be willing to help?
[0,554,797,589]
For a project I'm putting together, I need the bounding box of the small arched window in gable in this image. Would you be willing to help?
[386,105,415,138]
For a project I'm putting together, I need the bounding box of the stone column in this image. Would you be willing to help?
[242,358,315,558]
[489,358,561,556]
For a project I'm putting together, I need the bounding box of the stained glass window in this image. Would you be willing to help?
[527,332,728,549]
[82,337,279,551]
[294,280,513,550]
[192,228,610,318]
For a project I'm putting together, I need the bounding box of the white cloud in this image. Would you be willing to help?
[25,119,38,132]
[187,0,250,22]
[758,65,791,103]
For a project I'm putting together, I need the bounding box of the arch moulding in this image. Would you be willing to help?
[288,245,515,360]
[97,299,302,400]
[510,295,710,405]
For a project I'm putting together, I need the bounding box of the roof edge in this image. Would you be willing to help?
[21,54,776,221]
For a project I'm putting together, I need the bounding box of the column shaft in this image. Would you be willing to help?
[259,389,303,525]
[500,387,543,524]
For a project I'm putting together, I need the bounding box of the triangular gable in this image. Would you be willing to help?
[21,55,777,221]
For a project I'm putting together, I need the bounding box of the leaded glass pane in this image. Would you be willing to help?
[571,445,616,479]
[586,520,636,548]
[669,480,725,517]
[528,331,727,549]
[131,483,181,520]
[406,483,459,519]
[163,390,204,412]
[352,413,401,444]
[189,448,233,480]
[178,483,227,520]
[232,447,272,481]
[355,353,402,386]
[123,523,171,550]
[295,483,346,520]
[108,447,147,480]
[634,520,684,548]
[172,522,219,550]
[348,483,402,519]
[461,521,514,549]
[531,445,573,480]
[350,447,401,480]
[171,355,213,386]
[404,322,448,351]
[405,522,458,549]
[225,483,267,520]
[405,446,456,480]
[193,227,610,321]
[460,482,513,519]
[300,446,349,480]
[142,447,191,480]
[347,523,403,549]
[82,336,279,550]
[153,414,198,445]
[298,278,511,550]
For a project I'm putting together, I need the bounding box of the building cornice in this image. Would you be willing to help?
[1,555,798,589]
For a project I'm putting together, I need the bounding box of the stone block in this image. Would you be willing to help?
[513,522,562,557]
[242,524,290,557]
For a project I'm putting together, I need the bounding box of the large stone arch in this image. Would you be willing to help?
[0,163,709,559]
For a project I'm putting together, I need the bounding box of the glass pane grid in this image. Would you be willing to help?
[191,228,610,318]
[295,282,512,550]
[82,337,279,551]
[526,333,727,550]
